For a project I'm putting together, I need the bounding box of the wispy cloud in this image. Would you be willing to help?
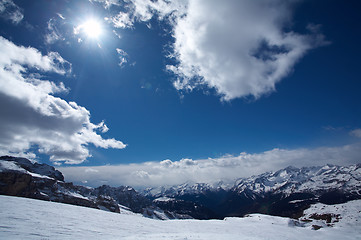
[115,48,135,68]
[106,12,134,29]
[0,36,126,164]
[0,0,24,24]
[89,0,122,9]
[116,48,128,68]
[59,142,361,188]
[350,129,361,138]
[104,0,186,29]
[45,18,65,45]
[56,13,65,20]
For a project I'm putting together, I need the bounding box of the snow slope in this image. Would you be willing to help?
[1,195,361,239]
[301,201,361,229]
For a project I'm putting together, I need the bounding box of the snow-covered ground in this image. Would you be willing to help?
[1,195,361,240]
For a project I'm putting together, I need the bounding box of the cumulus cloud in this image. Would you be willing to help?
[59,142,361,188]
[167,0,329,100]
[0,0,23,24]
[0,36,126,164]
[103,0,328,101]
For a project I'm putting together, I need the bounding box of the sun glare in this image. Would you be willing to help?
[82,19,102,39]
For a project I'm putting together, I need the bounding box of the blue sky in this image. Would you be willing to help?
[0,0,360,187]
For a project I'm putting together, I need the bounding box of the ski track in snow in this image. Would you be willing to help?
[1,195,361,240]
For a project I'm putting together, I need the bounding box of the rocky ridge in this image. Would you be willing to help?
[0,156,189,220]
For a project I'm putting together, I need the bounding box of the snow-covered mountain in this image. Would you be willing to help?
[1,195,361,239]
[142,181,231,219]
[145,164,361,200]
[233,164,361,198]
[144,164,361,219]
[144,183,209,197]
[143,181,232,198]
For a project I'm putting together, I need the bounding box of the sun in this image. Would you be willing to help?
[81,19,103,39]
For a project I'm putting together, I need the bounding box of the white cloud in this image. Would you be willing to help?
[89,0,122,9]
[56,13,65,20]
[106,12,134,29]
[45,18,64,45]
[0,0,23,24]
[116,48,128,68]
[0,36,126,164]
[106,0,328,101]
[129,0,186,23]
[350,129,361,138]
[58,142,361,188]
[105,0,186,29]
[167,0,328,100]
[85,168,99,173]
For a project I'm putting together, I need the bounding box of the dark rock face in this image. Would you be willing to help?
[0,171,34,196]
[219,192,315,219]
[153,198,220,220]
[94,185,152,213]
[0,170,99,209]
[0,157,105,208]
[96,195,121,213]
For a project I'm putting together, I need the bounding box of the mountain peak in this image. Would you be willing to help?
[0,156,64,181]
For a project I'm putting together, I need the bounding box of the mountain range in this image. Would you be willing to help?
[1,156,360,220]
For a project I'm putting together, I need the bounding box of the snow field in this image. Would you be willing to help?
[1,195,361,240]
